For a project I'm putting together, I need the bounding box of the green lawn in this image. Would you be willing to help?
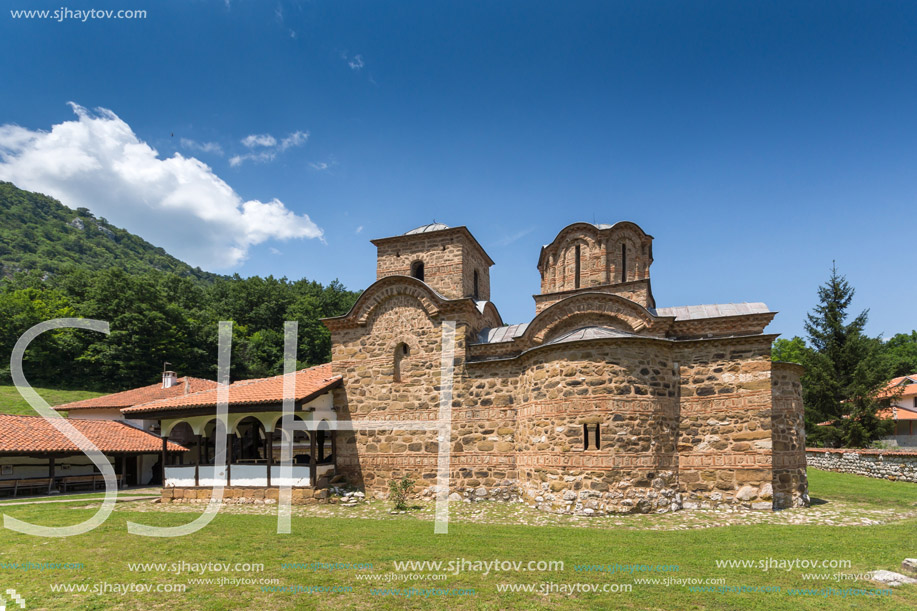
[0,469,914,610]
[0,384,106,415]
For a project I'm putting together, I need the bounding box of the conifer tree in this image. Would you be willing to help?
[803,263,892,447]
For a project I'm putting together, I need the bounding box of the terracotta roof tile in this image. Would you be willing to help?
[122,364,340,415]
[0,415,186,454]
[54,377,218,411]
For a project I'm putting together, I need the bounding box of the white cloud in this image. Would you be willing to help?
[0,103,323,269]
[231,130,308,166]
[229,151,275,167]
[180,138,223,156]
[348,54,364,70]
[269,247,282,255]
[241,133,277,148]
[309,161,329,171]
[280,131,308,150]
[355,225,363,234]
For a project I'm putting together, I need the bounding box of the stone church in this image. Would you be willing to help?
[323,221,809,514]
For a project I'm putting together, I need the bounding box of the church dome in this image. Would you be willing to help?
[404,222,450,235]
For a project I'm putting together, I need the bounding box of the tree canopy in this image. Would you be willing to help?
[0,268,360,391]
[773,263,897,448]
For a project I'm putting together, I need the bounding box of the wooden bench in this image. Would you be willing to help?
[59,473,123,493]
[9,478,54,496]
[0,479,19,497]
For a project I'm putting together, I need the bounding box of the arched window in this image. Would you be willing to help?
[620,243,627,282]
[574,245,581,289]
[168,422,195,466]
[394,342,409,382]
[410,260,424,281]
[269,415,311,464]
[473,270,480,300]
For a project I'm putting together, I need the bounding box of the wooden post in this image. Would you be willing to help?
[226,433,233,487]
[48,455,55,494]
[266,430,272,487]
[161,436,168,486]
[309,430,317,487]
[330,430,337,463]
[195,434,201,487]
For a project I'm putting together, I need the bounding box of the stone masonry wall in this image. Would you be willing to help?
[331,294,446,492]
[806,449,917,483]
[771,362,809,507]
[374,231,491,301]
[326,274,804,514]
[675,337,780,510]
[533,280,654,314]
[161,486,332,504]
[375,236,467,300]
[512,340,679,515]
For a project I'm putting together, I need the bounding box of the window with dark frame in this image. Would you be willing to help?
[583,423,601,450]
[410,260,424,281]
[574,244,581,289]
[621,243,627,282]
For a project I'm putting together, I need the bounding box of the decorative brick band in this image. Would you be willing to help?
[679,392,771,412]
[516,453,676,469]
[516,397,676,418]
[679,452,772,468]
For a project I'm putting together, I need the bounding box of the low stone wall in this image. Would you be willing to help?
[161,486,332,504]
[806,448,917,483]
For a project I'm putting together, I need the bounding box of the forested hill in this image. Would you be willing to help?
[0,182,362,392]
[0,181,221,282]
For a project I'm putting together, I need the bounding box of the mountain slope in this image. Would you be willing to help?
[0,181,222,282]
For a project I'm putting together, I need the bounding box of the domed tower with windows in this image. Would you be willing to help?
[535,221,655,313]
[370,222,494,301]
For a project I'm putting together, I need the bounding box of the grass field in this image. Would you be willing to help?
[0,469,914,610]
[0,384,106,415]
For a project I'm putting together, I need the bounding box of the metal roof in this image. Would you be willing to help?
[476,323,529,344]
[543,326,636,345]
[652,302,770,321]
[404,222,450,235]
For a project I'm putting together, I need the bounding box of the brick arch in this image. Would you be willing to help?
[347,276,445,325]
[541,313,635,344]
[478,301,504,329]
[523,292,658,344]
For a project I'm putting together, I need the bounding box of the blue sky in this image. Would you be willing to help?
[1,1,915,339]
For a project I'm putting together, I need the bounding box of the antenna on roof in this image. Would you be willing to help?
[163,361,172,374]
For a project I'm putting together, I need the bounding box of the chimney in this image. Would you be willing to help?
[162,371,178,389]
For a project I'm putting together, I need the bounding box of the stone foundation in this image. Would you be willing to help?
[806,449,917,483]
[161,486,331,504]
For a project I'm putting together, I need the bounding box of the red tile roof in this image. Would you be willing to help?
[0,415,187,454]
[121,364,341,415]
[877,407,917,421]
[877,375,917,399]
[54,377,218,411]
